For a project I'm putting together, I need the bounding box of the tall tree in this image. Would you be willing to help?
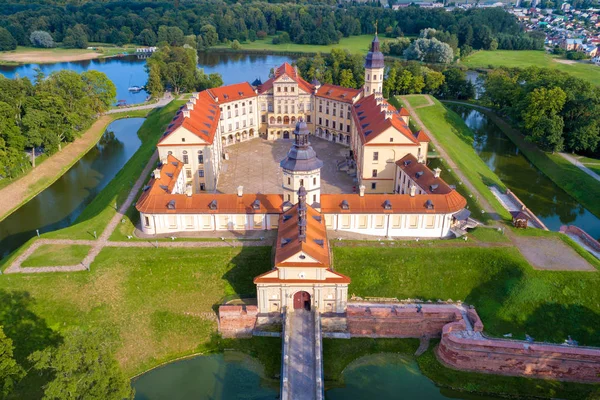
[521,87,567,152]
[0,28,17,51]
[0,326,25,398]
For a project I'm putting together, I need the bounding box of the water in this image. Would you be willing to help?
[131,352,278,400]
[0,118,144,257]
[0,53,295,105]
[326,354,499,400]
[448,104,600,238]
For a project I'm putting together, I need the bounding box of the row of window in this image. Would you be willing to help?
[318,118,351,133]
[220,119,255,132]
[330,214,435,230]
[318,105,352,119]
[185,169,204,178]
[366,74,383,81]
[276,86,296,93]
[287,177,317,186]
[169,150,204,165]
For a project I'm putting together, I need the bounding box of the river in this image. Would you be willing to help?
[0,118,144,257]
[447,104,600,238]
[0,52,295,105]
[132,352,500,400]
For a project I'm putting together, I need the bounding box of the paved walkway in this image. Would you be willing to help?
[399,96,499,222]
[285,310,318,400]
[558,152,600,183]
[106,93,173,114]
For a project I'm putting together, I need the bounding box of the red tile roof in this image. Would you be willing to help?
[352,94,419,145]
[158,91,220,145]
[257,62,314,94]
[415,130,431,142]
[320,191,466,214]
[207,82,257,103]
[316,84,361,104]
[396,154,451,195]
[253,270,350,284]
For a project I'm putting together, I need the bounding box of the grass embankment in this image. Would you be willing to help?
[0,245,272,398]
[453,103,600,220]
[403,94,431,108]
[577,156,600,176]
[21,244,91,268]
[212,34,383,55]
[40,101,184,240]
[405,96,511,221]
[462,50,600,86]
[0,109,148,223]
[0,44,135,65]
[333,245,600,346]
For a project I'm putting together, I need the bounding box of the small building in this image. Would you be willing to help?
[511,211,530,229]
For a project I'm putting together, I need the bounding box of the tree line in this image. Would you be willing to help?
[0,1,538,50]
[0,70,115,179]
[482,67,600,155]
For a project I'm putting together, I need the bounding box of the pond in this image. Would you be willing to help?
[132,352,278,400]
[0,52,295,105]
[447,104,600,238]
[0,118,144,258]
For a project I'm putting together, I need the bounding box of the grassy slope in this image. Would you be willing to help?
[213,34,379,55]
[333,245,600,346]
[407,96,511,220]
[41,101,185,241]
[453,103,600,220]
[21,244,91,267]
[462,50,600,86]
[403,94,430,108]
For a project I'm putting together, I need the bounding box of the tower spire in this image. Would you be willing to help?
[375,20,378,36]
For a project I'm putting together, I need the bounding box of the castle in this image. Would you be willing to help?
[135,35,475,313]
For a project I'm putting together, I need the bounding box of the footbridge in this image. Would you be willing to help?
[281,309,324,400]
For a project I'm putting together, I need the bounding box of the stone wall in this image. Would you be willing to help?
[218,305,258,338]
[346,304,467,338]
[560,225,600,252]
[437,321,600,383]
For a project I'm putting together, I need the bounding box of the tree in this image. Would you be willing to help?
[136,29,157,46]
[30,31,54,48]
[157,26,185,46]
[0,28,17,51]
[200,25,219,48]
[339,69,357,89]
[521,87,567,152]
[146,66,164,98]
[62,24,88,49]
[81,71,116,112]
[404,38,453,64]
[423,68,445,93]
[29,328,133,400]
[0,326,25,398]
[230,40,241,50]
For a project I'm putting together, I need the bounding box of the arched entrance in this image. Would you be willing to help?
[283,130,290,139]
[293,291,311,311]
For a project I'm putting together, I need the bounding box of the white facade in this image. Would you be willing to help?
[139,212,280,235]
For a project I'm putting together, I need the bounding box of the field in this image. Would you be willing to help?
[213,34,384,55]
[21,244,91,267]
[333,245,600,346]
[0,44,135,65]
[403,96,511,221]
[462,50,600,86]
[576,155,600,176]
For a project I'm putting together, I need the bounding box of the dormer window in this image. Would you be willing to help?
[425,200,434,210]
[252,200,260,210]
[416,171,424,178]
[383,200,392,210]
[281,238,291,246]
[209,200,218,210]
[167,200,176,209]
[404,160,412,167]
[283,215,293,222]
[341,200,349,210]
[430,184,439,192]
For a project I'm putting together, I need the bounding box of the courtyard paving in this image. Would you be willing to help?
[217,137,356,195]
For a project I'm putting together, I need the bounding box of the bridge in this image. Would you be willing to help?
[281,308,324,400]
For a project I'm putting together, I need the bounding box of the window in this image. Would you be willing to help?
[358,215,368,229]
[228,124,232,131]
[332,109,336,117]
[198,169,204,177]
[235,110,238,117]
[186,169,192,179]
[409,215,418,228]
[307,115,311,123]
[373,152,379,161]
[288,177,291,185]
[262,115,266,123]
[236,122,239,129]
[371,182,377,190]
[291,87,295,92]
[168,215,177,228]
[313,177,316,185]
[253,215,263,229]
[183,154,189,164]
[181,138,185,142]
[390,137,394,142]
[426,215,435,228]
[319,105,322,112]
[299,179,304,186]
[284,86,288,92]
[332,121,336,129]
[313,194,316,202]
[326,108,329,115]
[319,117,322,125]
[250,118,253,125]
[367,74,370,80]
[198,151,203,164]
[325,119,329,127]
[144,216,150,226]
[372,169,377,178]
[200,183,206,191]
[261,103,266,111]
[228,111,231,118]
[346,125,350,133]
[277,87,281,92]
[375,215,385,228]
[347,112,351,119]
[243,120,246,127]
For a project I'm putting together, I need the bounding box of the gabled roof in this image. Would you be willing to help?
[352,94,418,145]
[158,91,220,145]
[396,154,451,194]
[274,203,330,268]
[257,62,314,94]
[320,191,466,215]
[144,154,184,196]
[414,130,431,142]
[316,84,362,104]
[253,268,350,284]
[207,82,257,103]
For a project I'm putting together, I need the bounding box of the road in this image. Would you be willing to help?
[286,310,317,400]
[107,92,173,114]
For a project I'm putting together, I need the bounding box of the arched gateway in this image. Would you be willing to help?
[293,291,311,311]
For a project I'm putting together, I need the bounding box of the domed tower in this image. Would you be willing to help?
[280,118,323,205]
[364,33,385,96]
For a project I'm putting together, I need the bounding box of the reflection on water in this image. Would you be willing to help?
[132,352,278,400]
[0,118,144,257]
[325,353,498,400]
[448,105,600,238]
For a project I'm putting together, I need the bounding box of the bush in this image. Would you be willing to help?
[0,27,17,51]
[29,30,54,48]
[230,40,241,50]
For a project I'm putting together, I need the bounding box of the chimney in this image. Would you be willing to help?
[410,184,416,197]
[160,157,168,164]
[186,102,194,110]
[359,185,365,197]
[186,184,193,197]
[434,168,441,178]
[214,96,219,103]
[380,102,388,112]
[237,185,243,197]
[385,110,393,120]
[375,96,383,106]
[191,92,199,98]
[183,110,190,118]
[153,168,161,180]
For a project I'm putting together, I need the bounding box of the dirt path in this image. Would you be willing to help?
[0,115,119,222]
[558,152,600,183]
[399,95,499,221]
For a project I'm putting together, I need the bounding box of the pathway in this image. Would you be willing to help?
[558,152,600,183]
[282,310,322,400]
[399,95,499,221]
[106,92,173,114]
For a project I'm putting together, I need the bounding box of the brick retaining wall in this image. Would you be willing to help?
[560,225,600,252]
[218,305,258,338]
[437,321,600,383]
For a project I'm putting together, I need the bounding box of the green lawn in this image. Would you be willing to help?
[0,245,271,398]
[333,246,600,346]
[451,103,600,220]
[577,155,600,176]
[40,101,184,241]
[406,96,511,221]
[213,34,383,55]
[462,50,600,86]
[21,244,91,267]
[403,95,430,108]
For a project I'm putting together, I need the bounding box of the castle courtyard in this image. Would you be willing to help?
[217,136,356,195]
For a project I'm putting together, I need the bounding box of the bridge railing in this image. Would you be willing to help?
[314,311,324,400]
[280,307,291,400]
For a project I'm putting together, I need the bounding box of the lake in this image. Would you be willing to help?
[0,118,144,258]
[448,104,600,238]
